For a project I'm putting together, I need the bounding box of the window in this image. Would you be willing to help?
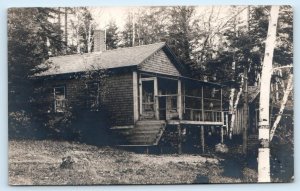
[54,86,66,112]
[86,82,100,110]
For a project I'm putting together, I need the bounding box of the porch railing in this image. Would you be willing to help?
[155,94,223,123]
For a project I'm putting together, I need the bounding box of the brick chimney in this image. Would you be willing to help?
[93,30,106,52]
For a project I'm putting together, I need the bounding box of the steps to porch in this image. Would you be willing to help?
[113,120,166,146]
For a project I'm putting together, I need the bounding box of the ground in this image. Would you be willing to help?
[9,140,257,185]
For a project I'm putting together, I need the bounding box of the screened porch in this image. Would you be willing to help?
[138,72,224,126]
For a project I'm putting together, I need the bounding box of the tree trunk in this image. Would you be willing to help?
[230,74,244,138]
[270,73,293,141]
[242,67,248,155]
[242,5,250,155]
[58,7,61,31]
[228,88,235,139]
[64,8,68,48]
[132,12,135,47]
[87,23,92,53]
[228,61,236,139]
[258,5,279,183]
[76,27,80,54]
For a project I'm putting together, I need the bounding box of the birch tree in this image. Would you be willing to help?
[258,5,279,182]
[270,72,293,140]
[69,7,95,53]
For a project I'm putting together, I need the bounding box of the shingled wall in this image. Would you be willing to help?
[139,49,181,76]
[103,72,134,126]
[40,71,134,127]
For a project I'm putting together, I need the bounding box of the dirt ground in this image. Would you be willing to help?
[8,140,257,185]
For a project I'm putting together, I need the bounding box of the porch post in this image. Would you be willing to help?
[133,71,139,122]
[225,112,229,134]
[177,124,182,154]
[177,79,182,120]
[139,75,142,115]
[221,88,224,123]
[221,126,224,144]
[201,86,204,121]
[154,77,159,120]
[201,125,205,153]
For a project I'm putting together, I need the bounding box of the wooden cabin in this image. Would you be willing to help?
[231,85,293,153]
[36,42,225,149]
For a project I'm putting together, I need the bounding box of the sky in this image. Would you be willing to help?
[88,6,247,31]
[89,7,129,29]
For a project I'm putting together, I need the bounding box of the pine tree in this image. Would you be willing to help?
[167,6,195,67]
[106,20,119,50]
[8,8,63,137]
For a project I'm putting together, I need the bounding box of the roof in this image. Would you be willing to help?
[248,86,260,103]
[36,42,167,76]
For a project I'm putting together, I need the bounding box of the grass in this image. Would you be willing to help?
[9,140,257,185]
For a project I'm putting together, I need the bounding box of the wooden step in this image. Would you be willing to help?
[135,120,166,125]
[132,126,162,132]
[120,120,166,146]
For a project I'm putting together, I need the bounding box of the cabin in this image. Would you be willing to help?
[35,41,225,152]
[231,85,293,154]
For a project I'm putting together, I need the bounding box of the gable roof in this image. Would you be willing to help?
[247,85,293,111]
[248,86,260,103]
[36,42,183,76]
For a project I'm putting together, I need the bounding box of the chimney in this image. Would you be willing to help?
[93,30,106,52]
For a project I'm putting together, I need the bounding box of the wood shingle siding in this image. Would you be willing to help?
[139,49,181,76]
[103,72,134,126]
[40,77,87,113]
[40,71,134,127]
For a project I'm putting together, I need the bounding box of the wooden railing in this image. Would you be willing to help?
[155,94,223,123]
[156,95,178,120]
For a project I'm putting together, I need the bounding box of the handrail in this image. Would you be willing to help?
[203,97,222,102]
[184,95,202,99]
[155,94,178,97]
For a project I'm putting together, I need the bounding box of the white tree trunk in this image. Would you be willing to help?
[228,61,236,139]
[76,28,80,54]
[87,23,92,53]
[258,5,279,183]
[229,74,243,138]
[132,12,135,47]
[228,88,235,139]
[270,73,293,141]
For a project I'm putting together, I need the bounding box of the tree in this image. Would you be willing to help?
[106,20,119,50]
[8,8,63,137]
[167,6,195,67]
[258,5,279,182]
[121,12,134,47]
[79,7,95,53]
[270,72,293,140]
[138,7,169,45]
[8,8,62,110]
[69,7,95,53]
[121,8,146,47]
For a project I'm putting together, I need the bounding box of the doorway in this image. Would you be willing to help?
[140,77,157,120]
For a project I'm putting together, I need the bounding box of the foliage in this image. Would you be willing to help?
[166,6,195,70]
[106,20,119,50]
[8,8,64,138]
